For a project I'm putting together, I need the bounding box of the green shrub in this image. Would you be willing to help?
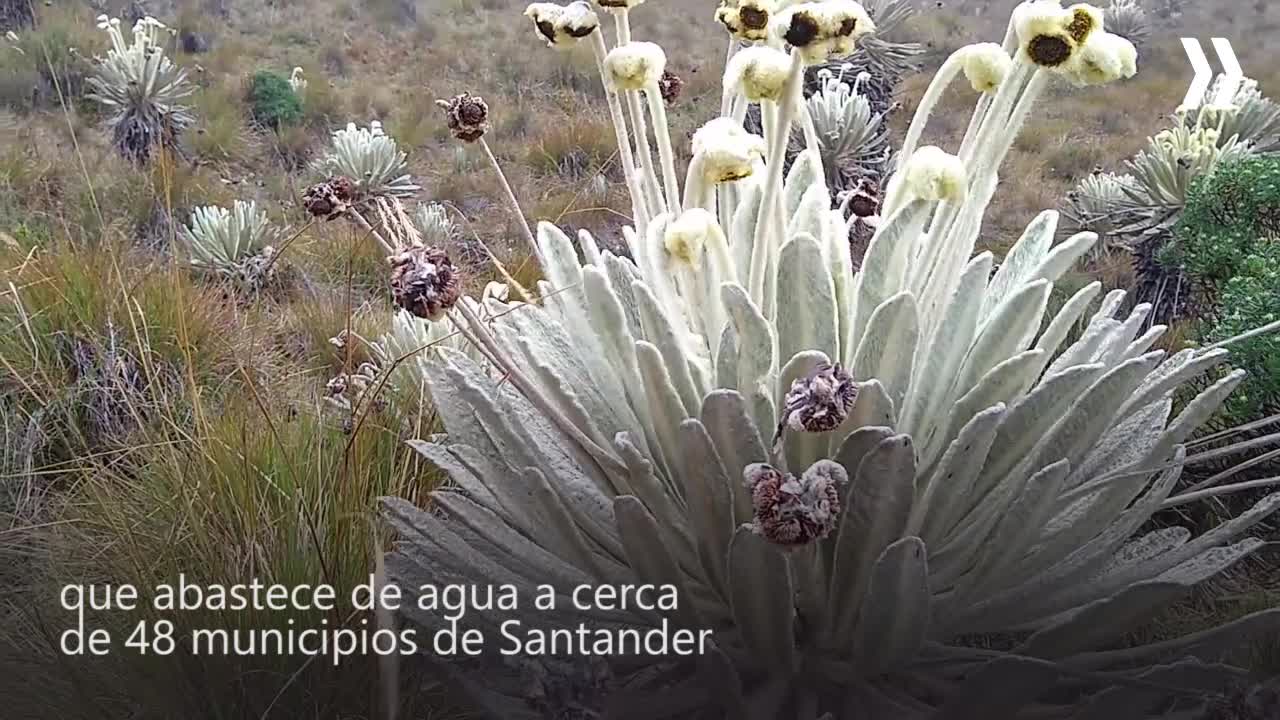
[1169,155,1280,424]
[246,70,302,129]
[1203,248,1280,423]
[1169,155,1280,284]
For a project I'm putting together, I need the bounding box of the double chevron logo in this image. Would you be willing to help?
[1180,38,1243,111]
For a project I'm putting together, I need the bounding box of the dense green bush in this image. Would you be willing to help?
[1168,156,1280,423]
[1205,249,1280,421]
[1171,156,1280,283]
[246,70,302,129]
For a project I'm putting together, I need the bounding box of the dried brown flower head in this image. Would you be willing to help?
[778,362,859,438]
[388,245,462,321]
[744,461,848,547]
[847,179,880,218]
[304,176,356,220]
[658,70,683,105]
[436,93,490,143]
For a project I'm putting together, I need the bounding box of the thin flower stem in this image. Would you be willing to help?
[981,69,1050,180]
[899,49,965,169]
[747,51,803,312]
[478,137,542,265]
[611,8,664,215]
[591,30,649,232]
[613,8,631,45]
[626,88,665,216]
[799,101,820,155]
[721,39,741,117]
[347,206,396,255]
[645,84,683,216]
[447,302,627,476]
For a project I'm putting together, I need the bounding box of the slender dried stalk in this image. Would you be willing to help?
[479,137,542,265]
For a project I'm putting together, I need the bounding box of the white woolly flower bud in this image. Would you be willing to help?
[961,43,1013,93]
[772,0,876,65]
[724,45,793,102]
[663,208,719,265]
[525,2,600,49]
[691,118,767,183]
[1013,0,1074,41]
[604,42,667,91]
[1013,0,1103,69]
[903,146,968,203]
[715,0,779,42]
[1062,31,1137,86]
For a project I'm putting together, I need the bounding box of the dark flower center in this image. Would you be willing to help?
[1027,34,1073,67]
[740,7,768,30]
[783,12,821,47]
[535,19,556,42]
[1067,8,1095,43]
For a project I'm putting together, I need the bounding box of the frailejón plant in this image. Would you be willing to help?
[311,120,420,201]
[86,15,194,164]
[183,200,278,291]
[1103,0,1150,47]
[802,66,892,201]
[381,2,1280,718]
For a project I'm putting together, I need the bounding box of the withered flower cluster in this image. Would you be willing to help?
[436,92,490,143]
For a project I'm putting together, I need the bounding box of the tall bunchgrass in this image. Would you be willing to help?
[0,221,448,718]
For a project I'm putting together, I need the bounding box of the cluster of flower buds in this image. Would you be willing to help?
[437,93,490,143]
[744,460,849,547]
[774,1,876,65]
[303,176,357,220]
[388,245,462,321]
[1013,1,1136,86]
[524,1,600,49]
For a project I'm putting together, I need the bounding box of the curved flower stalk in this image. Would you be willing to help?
[183,200,278,291]
[311,120,420,201]
[383,2,1280,718]
[86,15,194,164]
